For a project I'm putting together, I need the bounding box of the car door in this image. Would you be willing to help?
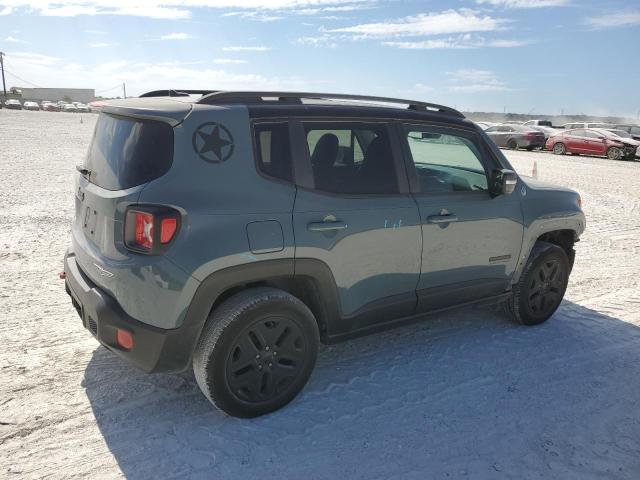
[486,126,508,147]
[292,120,422,337]
[584,130,607,155]
[566,129,587,152]
[399,123,524,312]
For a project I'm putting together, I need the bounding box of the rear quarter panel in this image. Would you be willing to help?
[139,104,297,285]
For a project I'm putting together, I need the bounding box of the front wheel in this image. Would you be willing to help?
[507,242,570,326]
[193,287,319,418]
[607,147,623,161]
[507,139,518,150]
[552,142,566,155]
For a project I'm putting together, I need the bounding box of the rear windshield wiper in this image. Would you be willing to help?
[76,165,92,177]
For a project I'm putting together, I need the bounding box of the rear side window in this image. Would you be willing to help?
[304,123,398,195]
[84,113,173,191]
[253,122,293,182]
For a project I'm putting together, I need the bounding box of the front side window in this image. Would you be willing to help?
[404,126,489,194]
[254,122,293,182]
[304,123,398,195]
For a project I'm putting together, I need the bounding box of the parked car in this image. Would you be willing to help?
[474,121,497,130]
[4,99,23,110]
[75,103,91,113]
[605,130,640,158]
[561,122,614,130]
[43,102,61,112]
[614,124,640,141]
[523,119,553,128]
[501,121,524,125]
[63,90,585,417]
[529,125,560,141]
[546,128,638,160]
[23,101,41,111]
[62,103,78,113]
[485,124,546,150]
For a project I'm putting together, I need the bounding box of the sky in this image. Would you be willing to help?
[0,0,639,117]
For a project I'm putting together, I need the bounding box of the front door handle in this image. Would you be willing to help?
[427,214,458,224]
[307,221,347,232]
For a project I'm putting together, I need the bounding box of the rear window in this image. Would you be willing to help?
[84,113,173,190]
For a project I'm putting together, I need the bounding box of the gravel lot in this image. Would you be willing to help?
[1,109,639,479]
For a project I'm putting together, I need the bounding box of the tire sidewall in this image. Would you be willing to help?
[553,142,565,155]
[203,294,319,417]
[516,245,569,325]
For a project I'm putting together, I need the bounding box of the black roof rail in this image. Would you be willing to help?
[197,91,464,118]
[139,89,217,98]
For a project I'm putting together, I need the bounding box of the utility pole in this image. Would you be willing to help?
[0,51,7,99]
[122,82,126,99]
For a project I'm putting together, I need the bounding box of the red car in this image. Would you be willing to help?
[546,128,639,161]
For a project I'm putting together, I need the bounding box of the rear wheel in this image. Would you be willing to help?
[507,242,570,326]
[607,147,623,161]
[507,139,518,150]
[193,287,319,418]
[552,142,566,155]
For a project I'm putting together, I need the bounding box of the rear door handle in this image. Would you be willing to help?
[427,214,458,224]
[307,221,347,232]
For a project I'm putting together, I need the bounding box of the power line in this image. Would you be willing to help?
[95,83,123,94]
[2,67,43,88]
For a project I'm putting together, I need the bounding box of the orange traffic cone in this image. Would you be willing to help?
[532,160,538,178]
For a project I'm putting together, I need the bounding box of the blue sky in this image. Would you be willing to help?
[0,0,639,116]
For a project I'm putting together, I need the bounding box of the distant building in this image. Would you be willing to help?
[13,87,95,103]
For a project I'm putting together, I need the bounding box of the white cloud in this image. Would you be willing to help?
[222,46,271,52]
[475,0,569,7]
[584,11,640,29]
[160,32,192,40]
[3,50,314,95]
[326,9,508,38]
[447,69,510,93]
[221,11,283,21]
[0,1,372,19]
[383,34,529,49]
[213,58,248,64]
[296,35,338,48]
[90,42,119,48]
[5,35,25,43]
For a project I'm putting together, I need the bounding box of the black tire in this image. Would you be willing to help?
[507,242,570,326]
[193,287,319,418]
[507,139,518,150]
[526,146,535,151]
[607,146,623,161]
[552,142,566,155]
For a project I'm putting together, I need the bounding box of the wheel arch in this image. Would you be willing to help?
[180,259,341,365]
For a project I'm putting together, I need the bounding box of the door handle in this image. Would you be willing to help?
[307,221,347,232]
[426,214,458,224]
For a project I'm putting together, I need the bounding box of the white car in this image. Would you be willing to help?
[75,103,91,113]
[4,99,23,110]
[23,101,41,111]
[62,103,78,113]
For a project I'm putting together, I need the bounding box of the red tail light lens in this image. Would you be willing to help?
[116,329,134,350]
[160,218,177,244]
[134,211,154,250]
[125,206,180,254]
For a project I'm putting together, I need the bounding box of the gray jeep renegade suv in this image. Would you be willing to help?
[64,90,585,417]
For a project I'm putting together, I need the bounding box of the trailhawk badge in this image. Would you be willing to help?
[192,122,235,163]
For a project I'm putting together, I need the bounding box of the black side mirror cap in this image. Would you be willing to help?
[490,169,518,197]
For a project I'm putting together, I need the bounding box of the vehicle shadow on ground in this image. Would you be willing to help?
[83,300,640,480]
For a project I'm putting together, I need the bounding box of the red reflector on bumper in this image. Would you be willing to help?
[116,329,134,350]
[59,271,66,280]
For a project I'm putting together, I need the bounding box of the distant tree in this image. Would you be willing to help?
[63,95,73,103]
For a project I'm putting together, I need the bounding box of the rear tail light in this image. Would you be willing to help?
[124,206,180,254]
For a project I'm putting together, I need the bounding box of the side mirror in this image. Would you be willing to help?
[490,169,518,197]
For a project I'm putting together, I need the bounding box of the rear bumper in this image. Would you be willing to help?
[64,251,196,373]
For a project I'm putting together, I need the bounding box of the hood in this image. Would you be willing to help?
[520,176,576,194]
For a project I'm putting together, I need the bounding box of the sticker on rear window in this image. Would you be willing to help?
[192,122,235,163]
